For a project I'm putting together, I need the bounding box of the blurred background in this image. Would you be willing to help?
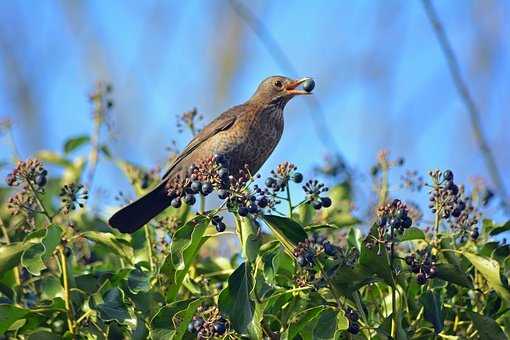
[0,1,508,218]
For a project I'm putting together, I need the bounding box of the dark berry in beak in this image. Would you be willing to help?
[302,78,315,93]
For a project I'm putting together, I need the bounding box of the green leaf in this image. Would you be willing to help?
[63,135,90,154]
[312,308,337,340]
[127,266,151,294]
[287,306,325,340]
[262,215,307,253]
[0,305,29,334]
[83,231,134,265]
[173,298,206,339]
[0,242,32,275]
[92,288,131,323]
[150,299,194,340]
[467,311,507,340]
[165,216,209,301]
[36,150,73,168]
[420,291,444,334]
[218,262,254,335]
[240,217,261,263]
[398,227,425,241]
[435,263,473,288]
[22,225,62,275]
[463,252,510,301]
[489,221,510,236]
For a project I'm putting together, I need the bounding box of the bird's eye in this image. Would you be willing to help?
[273,80,283,90]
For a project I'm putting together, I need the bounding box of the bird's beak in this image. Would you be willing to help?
[285,78,313,95]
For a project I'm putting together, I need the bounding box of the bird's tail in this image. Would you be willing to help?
[109,181,170,233]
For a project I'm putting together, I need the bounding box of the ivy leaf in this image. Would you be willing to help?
[21,224,62,275]
[150,299,194,340]
[83,231,134,265]
[0,305,29,334]
[435,263,473,288]
[127,265,151,294]
[286,306,325,340]
[173,298,206,339]
[165,216,209,301]
[463,252,510,301]
[240,217,261,263]
[398,227,425,241]
[0,242,32,275]
[420,291,444,334]
[63,135,90,154]
[467,311,507,340]
[312,308,338,340]
[218,262,254,335]
[262,215,307,253]
[92,288,131,324]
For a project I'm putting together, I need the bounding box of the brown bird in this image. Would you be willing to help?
[109,75,313,233]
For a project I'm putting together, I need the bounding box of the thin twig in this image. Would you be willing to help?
[229,0,344,155]
[421,0,508,211]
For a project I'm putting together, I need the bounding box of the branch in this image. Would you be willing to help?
[421,0,508,211]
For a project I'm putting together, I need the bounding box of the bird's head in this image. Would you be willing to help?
[249,75,314,106]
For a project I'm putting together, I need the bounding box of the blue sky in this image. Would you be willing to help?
[0,1,509,219]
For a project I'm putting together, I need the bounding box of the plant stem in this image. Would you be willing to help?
[58,245,76,337]
[317,260,342,308]
[26,180,52,223]
[144,225,154,272]
[200,195,206,214]
[285,184,293,217]
[389,225,398,339]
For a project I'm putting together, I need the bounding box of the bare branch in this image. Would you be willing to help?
[421,0,508,211]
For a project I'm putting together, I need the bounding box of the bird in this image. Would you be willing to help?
[109,75,314,233]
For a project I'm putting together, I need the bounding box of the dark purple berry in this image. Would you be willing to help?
[320,197,332,208]
[212,215,223,225]
[265,177,276,188]
[201,182,213,195]
[411,263,420,274]
[428,266,437,278]
[405,255,415,265]
[402,216,412,229]
[192,316,204,331]
[257,196,268,208]
[171,197,182,208]
[443,170,454,181]
[348,322,360,334]
[190,181,201,193]
[216,222,226,232]
[217,189,229,199]
[218,168,229,179]
[247,203,259,214]
[238,206,249,217]
[296,255,306,266]
[304,250,315,265]
[213,321,227,335]
[292,172,303,183]
[188,322,195,333]
[416,273,427,285]
[302,78,315,92]
[184,194,196,205]
[323,242,336,256]
[35,174,47,187]
[311,199,322,210]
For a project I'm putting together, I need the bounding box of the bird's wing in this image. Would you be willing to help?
[161,107,241,180]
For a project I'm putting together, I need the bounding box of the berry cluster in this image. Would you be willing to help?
[405,250,437,285]
[376,199,413,233]
[428,169,466,219]
[302,179,331,210]
[293,233,337,267]
[345,307,360,334]
[60,183,89,214]
[6,159,47,191]
[264,162,303,192]
[188,306,229,339]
